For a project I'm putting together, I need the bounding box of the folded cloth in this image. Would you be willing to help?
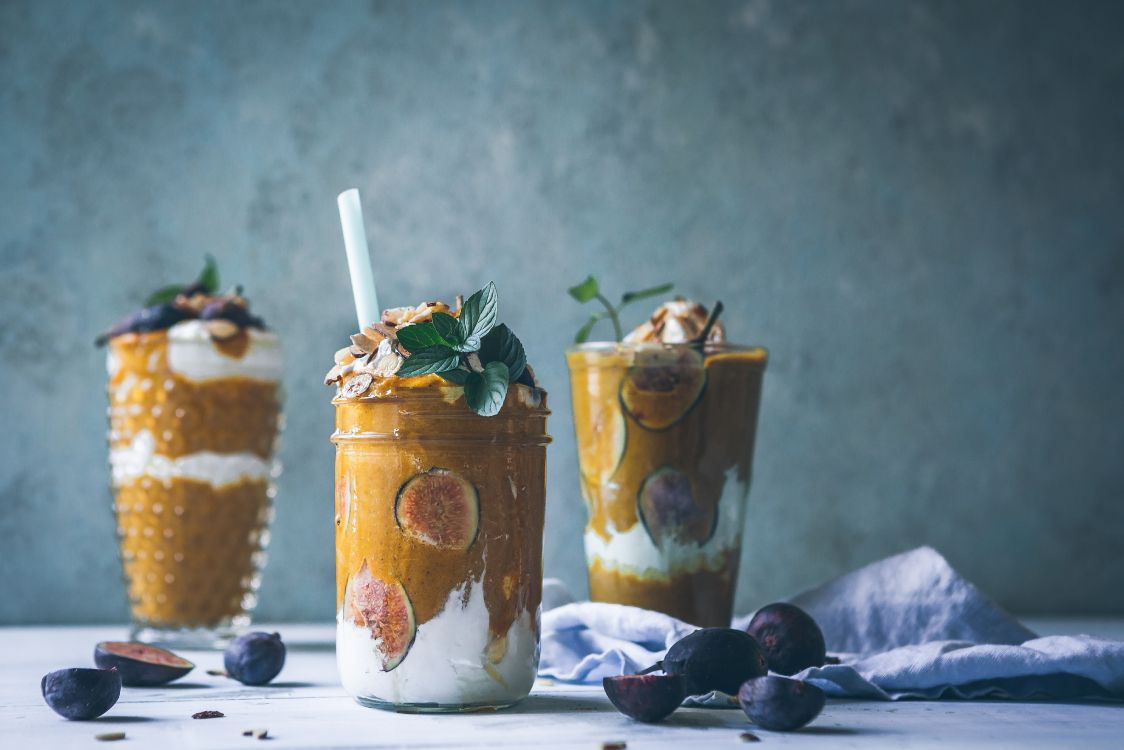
[539,546,1124,701]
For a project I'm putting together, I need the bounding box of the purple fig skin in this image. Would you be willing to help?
[224,632,285,686]
[745,603,827,676]
[94,641,194,687]
[738,675,825,732]
[662,628,768,695]
[41,668,121,721]
[603,674,686,723]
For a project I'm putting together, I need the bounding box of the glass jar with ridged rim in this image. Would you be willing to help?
[332,372,550,712]
[566,341,767,627]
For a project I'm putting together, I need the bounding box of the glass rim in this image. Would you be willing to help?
[566,340,768,356]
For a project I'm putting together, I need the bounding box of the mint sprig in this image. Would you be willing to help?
[567,276,673,343]
[394,282,530,416]
[144,255,221,307]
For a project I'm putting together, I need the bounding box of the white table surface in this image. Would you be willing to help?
[3,620,1122,749]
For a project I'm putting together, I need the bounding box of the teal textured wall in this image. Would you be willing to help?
[1,0,1122,623]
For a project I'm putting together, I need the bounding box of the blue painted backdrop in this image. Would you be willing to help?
[2,0,1122,623]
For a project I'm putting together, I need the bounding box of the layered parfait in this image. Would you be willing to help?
[567,284,767,627]
[328,284,550,711]
[100,258,282,644]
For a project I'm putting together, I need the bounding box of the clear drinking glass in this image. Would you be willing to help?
[106,328,282,648]
[333,383,549,712]
[566,342,766,627]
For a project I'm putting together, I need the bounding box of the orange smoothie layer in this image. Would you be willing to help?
[108,331,280,459]
[334,374,548,645]
[588,551,739,626]
[115,477,271,627]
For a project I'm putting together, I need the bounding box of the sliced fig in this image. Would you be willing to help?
[345,561,416,671]
[619,347,706,431]
[577,404,627,490]
[603,674,686,723]
[94,642,194,686]
[637,467,716,546]
[394,468,480,551]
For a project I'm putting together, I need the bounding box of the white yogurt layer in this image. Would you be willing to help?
[337,575,538,707]
[584,466,748,581]
[110,429,273,488]
[166,320,282,383]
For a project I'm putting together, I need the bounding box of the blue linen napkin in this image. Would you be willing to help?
[539,547,1124,700]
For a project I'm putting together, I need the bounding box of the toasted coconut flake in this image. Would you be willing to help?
[350,332,377,354]
[334,347,355,365]
[324,364,343,385]
[341,372,374,399]
[624,298,725,344]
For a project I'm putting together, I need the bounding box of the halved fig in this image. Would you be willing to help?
[637,467,716,546]
[578,404,627,489]
[394,468,480,551]
[603,674,686,723]
[345,561,416,671]
[94,642,194,686]
[620,348,706,431]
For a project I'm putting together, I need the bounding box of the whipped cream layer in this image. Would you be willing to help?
[167,320,282,383]
[584,466,747,580]
[110,430,273,488]
[337,575,538,707]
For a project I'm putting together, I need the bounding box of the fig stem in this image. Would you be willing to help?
[636,661,663,675]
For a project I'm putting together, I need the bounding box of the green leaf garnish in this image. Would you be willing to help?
[144,285,186,307]
[431,312,463,345]
[567,275,600,303]
[568,276,673,342]
[458,282,499,340]
[463,361,510,417]
[141,256,224,307]
[392,283,533,416]
[199,254,220,294]
[480,324,526,382]
[621,282,674,306]
[395,345,461,377]
[396,321,448,352]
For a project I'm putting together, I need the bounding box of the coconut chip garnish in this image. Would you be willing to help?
[624,297,726,345]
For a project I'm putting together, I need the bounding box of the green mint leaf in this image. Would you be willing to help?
[396,321,448,352]
[198,254,220,294]
[431,312,463,345]
[452,333,482,353]
[463,361,510,417]
[458,282,499,339]
[568,275,599,303]
[479,324,526,382]
[574,313,606,344]
[396,345,461,377]
[620,282,673,307]
[438,368,470,386]
[144,284,184,307]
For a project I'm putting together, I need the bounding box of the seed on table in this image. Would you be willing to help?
[95,732,126,742]
[740,731,762,742]
[602,743,627,750]
[192,710,225,719]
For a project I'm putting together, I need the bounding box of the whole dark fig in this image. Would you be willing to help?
[738,675,825,732]
[745,602,827,675]
[661,628,767,695]
[95,641,194,686]
[41,668,121,720]
[224,632,285,686]
[603,674,685,723]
